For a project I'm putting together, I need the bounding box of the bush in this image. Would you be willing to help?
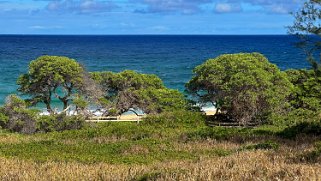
[279,120,321,139]
[0,95,85,134]
[0,112,9,128]
[0,95,39,134]
[187,127,253,141]
[242,141,279,151]
[269,108,321,126]
[37,114,85,133]
[143,110,206,128]
[7,108,39,134]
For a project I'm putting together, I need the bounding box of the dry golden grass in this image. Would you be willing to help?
[0,118,320,180]
[0,147,320,180]
[174,140,239,152]
[0,134,22,144]
[0,130,319,180]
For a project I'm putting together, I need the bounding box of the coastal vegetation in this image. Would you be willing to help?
[186,53,292,125]
[91,70,188,115]
[1,1,321,178]
[0,51,320,179]
[17,56,89,113]
[0,113,320,180]
[288,0,321,75]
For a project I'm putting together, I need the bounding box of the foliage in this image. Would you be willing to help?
[242,141,279,151]
[288,0,321,75]
[0,95,39,134]
[288,0,321,73]
[134,88,187,114]
[186,125,284,142]
[186,53,293,125]
[0,119,228,164]
[0,95,84,134]
[0,113,320,180]
[279,120,321,139]
[0,111,9,128]
[268,69,321,126]
[91,70,188,115]
[91,70,164,92]
[269,108,320,126]
[143,110,206,128]
[187,127,253,141]
[36,114,85,133]
[17,56,86,113]
[286,69,321,111]
[72,95,90,116]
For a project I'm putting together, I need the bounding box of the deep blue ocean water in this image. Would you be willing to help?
[0,35,309,106]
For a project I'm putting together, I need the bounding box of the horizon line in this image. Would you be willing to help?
[0,33,291,36]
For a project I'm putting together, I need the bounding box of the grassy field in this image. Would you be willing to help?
[0,112,320,180]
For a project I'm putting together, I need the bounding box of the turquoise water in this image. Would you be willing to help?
[0,35,309,106]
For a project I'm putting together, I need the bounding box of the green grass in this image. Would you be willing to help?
[0,138,196,164]
[0,122,231,164]
[0,112,232,164]
[186,125,283,141]
[241,141,280,151]
[0,111,320,165]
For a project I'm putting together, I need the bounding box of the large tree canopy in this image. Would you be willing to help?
[186,53,293,125]
[91,70,187,115]
[91,70,164,93]
[17,56,86,113]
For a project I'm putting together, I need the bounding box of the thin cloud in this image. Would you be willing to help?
[226,0,300,14]
[46,0,118,14]
[133,0,212,14]
[214,3,242,13]
[29,25,64,30]
[151,25,169,32]
[133,0,300,14]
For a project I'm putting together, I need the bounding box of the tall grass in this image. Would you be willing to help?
[0,150,320,180]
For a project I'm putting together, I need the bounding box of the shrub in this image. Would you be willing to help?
[0,95,85,134]
[0,111,9,129]
[269,108,321,126]
[279,120,321,139]
[37,114,85,133]
[187,127,253,141]
[0,95,39,134]
[242,141,279,151]
[143,110,206,128]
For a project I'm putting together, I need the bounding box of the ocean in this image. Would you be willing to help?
[0,35,309,106]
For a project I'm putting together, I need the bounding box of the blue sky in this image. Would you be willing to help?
[0,0,301,35]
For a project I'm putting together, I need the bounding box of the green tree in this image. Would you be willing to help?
[133,88,187,114]
[17,56,86,113]
[288,0,321,75]
[91,70,187,115]
[91,70,164,96]
[286,69,321,111]
[186,53,293,125]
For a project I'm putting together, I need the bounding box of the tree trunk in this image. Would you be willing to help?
[63,100,68,113]
[44,100,53,114]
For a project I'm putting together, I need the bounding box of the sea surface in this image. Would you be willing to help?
[0,35,309,106]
